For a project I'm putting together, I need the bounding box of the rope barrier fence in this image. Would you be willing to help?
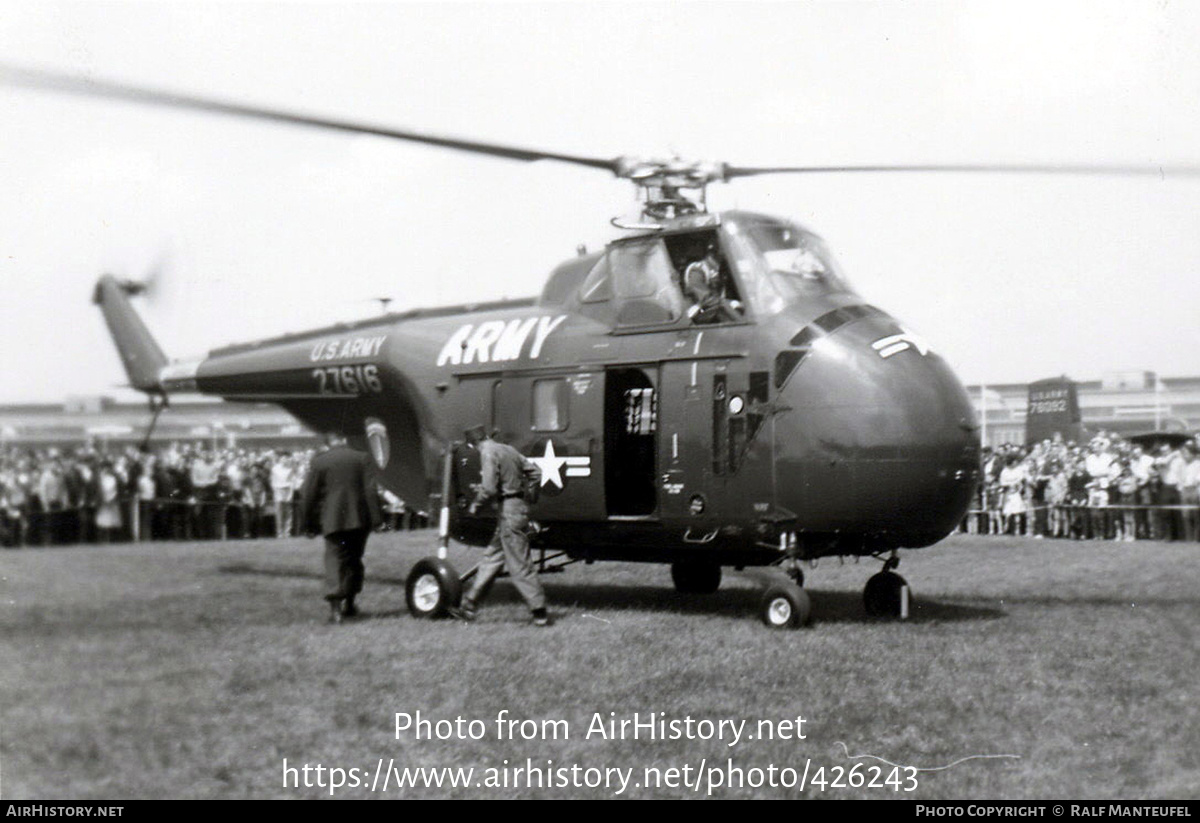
[960,501,1200,541]
[0,495,432,547]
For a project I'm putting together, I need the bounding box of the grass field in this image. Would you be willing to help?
[1,530,1197,799]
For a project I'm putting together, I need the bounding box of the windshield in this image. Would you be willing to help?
[745,221,854,300]
[722,218,856,315]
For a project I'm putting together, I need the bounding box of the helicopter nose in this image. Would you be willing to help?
[773,314,980,546]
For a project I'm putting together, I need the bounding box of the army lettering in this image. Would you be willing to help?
[310,335,388,362]
[437,315,567,366]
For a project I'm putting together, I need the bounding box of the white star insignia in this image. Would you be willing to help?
[528,440,567,489]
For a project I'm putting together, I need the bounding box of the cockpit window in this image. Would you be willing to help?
[611,240,677,302]
[723,219,855,315]
[581,238,686,327]
[580,257,613,303]
[748,222,852,295]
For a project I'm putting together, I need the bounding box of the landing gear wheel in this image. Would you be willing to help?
[671,561,722,594]
[863,571,910,619]
[760,582,811,629]
[405,557,462,618]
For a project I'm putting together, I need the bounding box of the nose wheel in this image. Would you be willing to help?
[760,559,811,629]
[863,554,911,619]
[760,581,811,628]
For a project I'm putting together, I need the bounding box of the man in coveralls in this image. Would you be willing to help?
[682,242,741,324]
[299,432,382,623]
[450,426,550,627]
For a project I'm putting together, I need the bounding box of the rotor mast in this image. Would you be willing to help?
[612,157,729,220]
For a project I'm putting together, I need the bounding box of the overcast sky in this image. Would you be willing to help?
[1,0,1197,404]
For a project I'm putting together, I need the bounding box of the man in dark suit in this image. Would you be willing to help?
[299,432,383,623]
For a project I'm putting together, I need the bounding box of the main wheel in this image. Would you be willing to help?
[863,571,910,619]
[760,582,811,629]
[671,561,722,594]
[405,557,462,618]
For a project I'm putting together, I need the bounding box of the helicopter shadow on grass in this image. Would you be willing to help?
[216,562,1005,625]
[218,562,408,587]
[217,562,412,620]
[537,582,1005,625]
[949,593,1199,610]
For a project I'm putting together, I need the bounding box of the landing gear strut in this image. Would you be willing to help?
[406,443,466,619]
[863,553,911,619]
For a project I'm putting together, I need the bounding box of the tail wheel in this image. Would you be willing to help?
[760,582,811,629]
[405,556,462,618]
[671,561,722,594]
[863,571,911,619]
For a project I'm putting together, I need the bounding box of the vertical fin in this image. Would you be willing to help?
[92,274,167,393]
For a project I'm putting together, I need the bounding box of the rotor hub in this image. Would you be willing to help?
[612,156,729,220]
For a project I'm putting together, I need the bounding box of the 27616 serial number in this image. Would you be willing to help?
[312,364,383,396]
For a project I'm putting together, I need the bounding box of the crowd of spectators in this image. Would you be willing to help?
[0,441,428,548]
[5,432,1198,548]
[965,431,1200,541]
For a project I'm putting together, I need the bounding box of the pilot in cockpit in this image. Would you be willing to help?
[682,241,742,324]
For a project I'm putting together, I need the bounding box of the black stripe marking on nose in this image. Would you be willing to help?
[776,305,891,389]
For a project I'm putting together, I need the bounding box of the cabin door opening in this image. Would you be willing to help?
[605,367,658,516]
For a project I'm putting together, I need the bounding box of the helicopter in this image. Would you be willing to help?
[8,64,1195,628]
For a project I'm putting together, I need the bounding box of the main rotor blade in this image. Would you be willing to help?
[723,162,1200,180]
[0,64,622,172]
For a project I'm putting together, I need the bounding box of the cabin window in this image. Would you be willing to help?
[532,378,569,431]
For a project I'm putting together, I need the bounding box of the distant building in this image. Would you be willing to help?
[967,372,1200,448]
[3,373,1197,453]
[0,396,317,450]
